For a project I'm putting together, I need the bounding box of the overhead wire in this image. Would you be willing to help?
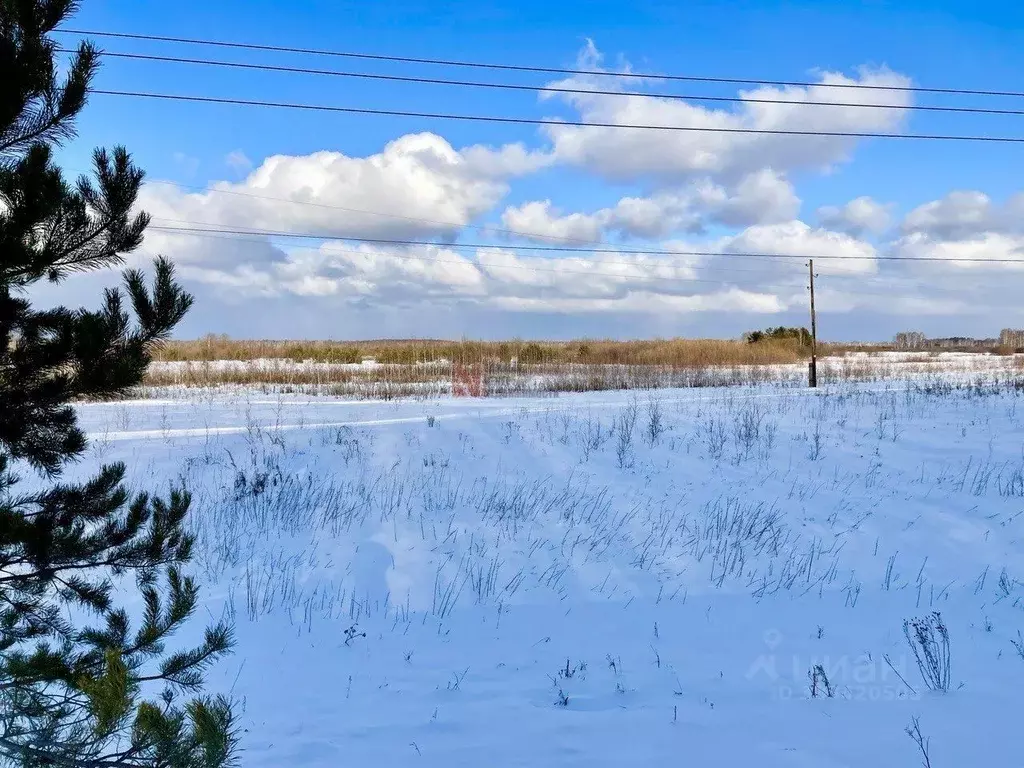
[88,90,1024,143]
[74,173,887,286]
[148,216,780,271]
[136,178,732,254]
[59,28,1024,99]
[147,225,804,292]
[132,179,805,281]
[130,183,1007,290]
[144,224,978,301]
[57,171,998,297]
[55,31,1012,306]
[145,222,1024,264]
[72,49,1024,118]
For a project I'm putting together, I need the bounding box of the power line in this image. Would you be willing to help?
[60,28,1024,99]
[74,173,865,284]
[131,182,991,288]
[83,49,1024,118]
[90,90,1024,143]
[140,191,967,291]
[146,222,1024,264]
[138,178,701,253]
[146,225,977,301]
[131,185,997,290]
[149,219,772,269]
[145,213,972,292]
[147,214,807,281]
[148,225,806,291]
[132,180,816,278]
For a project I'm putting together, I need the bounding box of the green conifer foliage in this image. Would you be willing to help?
[1,3,237,765]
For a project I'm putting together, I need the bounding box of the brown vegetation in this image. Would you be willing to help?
[142,335,832,397]
[153,334,816,367]
[140,335,1021,400]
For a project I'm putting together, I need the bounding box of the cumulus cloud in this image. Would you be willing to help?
[723,220,878,274]
[132,123,799,323]
[537,45,912,184]
[891,231,1024,270]
[490,288,784,314]
[499,170,799,243]
[500,201,606,243]
[142,133,542,243]
[891,190,1024,269]
[808,286,972,316]
[460,141,554,177]
[109,40,1020,337]
[139,226,292,289]
[147,231,791,318]
[817,196,892,236]
[900,191,1004,240]
[690,170,801,228]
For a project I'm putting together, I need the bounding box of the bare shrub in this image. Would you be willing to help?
[701,415,728,461]
[808,664,834,698]
[807,421,824,461]
[616,409,636,469]
[579,415,610,461]
[905,717,933,768]
[1011,630,1024,660]
[903,612,951,692]
[759,419,778,460]
[645,397,665,447]
[732,404,764,460]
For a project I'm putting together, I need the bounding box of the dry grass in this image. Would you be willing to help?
[140,335,1022,400]
[141,362,806,400]
[153,335,813,367]
[144,336,819,397]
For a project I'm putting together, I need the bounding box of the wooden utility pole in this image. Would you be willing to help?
[808,259,818,388]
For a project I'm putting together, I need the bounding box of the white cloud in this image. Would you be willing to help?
[500,201,606,243]
[153,232,794,318]
[490,288,785,314]
[142,133,538,243]
[537,45,912,183]
[901,191,1001,240]
[723,220,878,274]
[225,150,253,174]
[809,286,972,315]
[817,196,892,236]
[499,170,799,243]
[460,142,554,177]
[891,190,1024,269]
[690,170,801,228]
[601,193,704,239]
[107,42,1024,337]
[890,231,1024,270]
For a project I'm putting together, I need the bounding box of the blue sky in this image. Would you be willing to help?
[38,0,1024,340]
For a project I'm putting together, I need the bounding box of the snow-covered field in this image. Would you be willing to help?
[141,350,1024,398]
[71,380,1024,766]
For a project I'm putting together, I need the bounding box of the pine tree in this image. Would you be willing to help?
[1,2,237,765]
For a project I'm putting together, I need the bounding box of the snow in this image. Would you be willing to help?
[142,351,1024,399]
[67,380,1024,766]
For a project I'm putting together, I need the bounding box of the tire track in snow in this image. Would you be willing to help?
[83,384,914,442]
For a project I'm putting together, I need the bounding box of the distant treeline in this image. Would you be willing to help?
[742,327,812,346]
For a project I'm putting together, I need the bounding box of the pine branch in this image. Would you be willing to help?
[1,4,236,764]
